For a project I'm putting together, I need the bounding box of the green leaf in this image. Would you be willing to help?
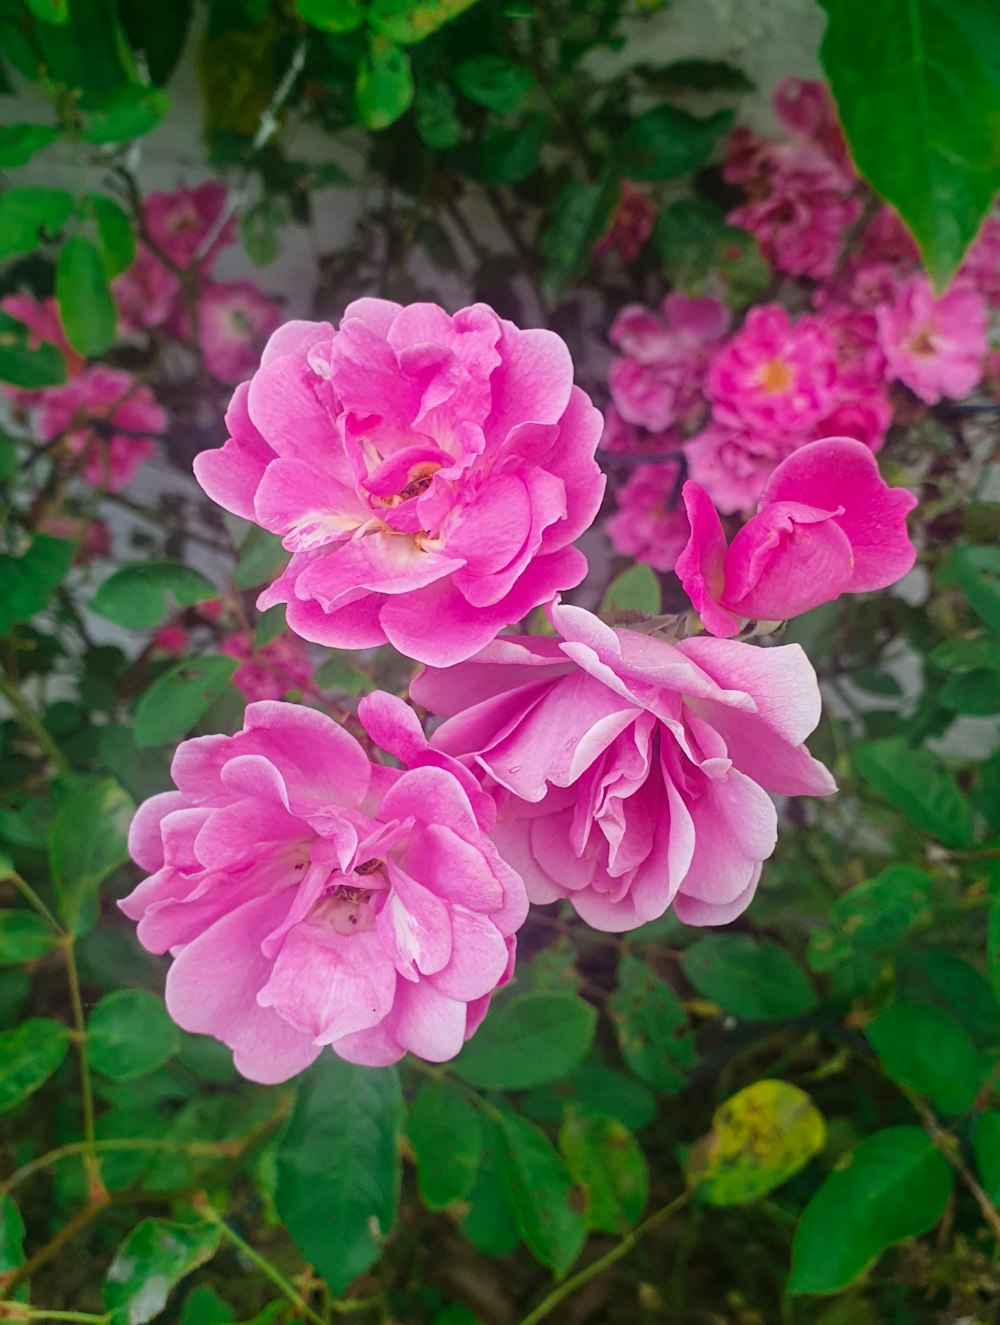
[682,935,817,1021]
[357,38,414,131]
[540,173,618,301]
[954,545,1000,636]
[56,236,118,357]
[50,777,135,935]
[601,563,661,616]
[25,0,69,23]
[233,527,290,590]
[0,317,67,389]
[866,1002,986,1116]
[609,954,693,1092]
[621,106,733,182]
[475,116,544,185]
[88,193,136,277]
[294,0,365,33]
[496,1109,586,1274]
[896,949,1000,1051]
[0,1018,70,1115]
[87,990,182,1081]
[241,199,282,267]
[408,1079,482,1210]
[654,198,769,305]
[104,1220,221,1325]
[368,0,480,43]
[0,124,58,167]
[415,81,462,150]
[522,1054,657,1131]
[789,1127,952,1295]
[687,1080,826,1206]
[453,56,534,114]
[0,1193,27,1303]
[180,1285,234,1325]
[939,668,1000,715]
[855,737,974,849]
[459,1114,519,1257]
[0,188,74,259]
[133,656,239,749]
[559,1110,648,1232]
[974,1109,1000,1206]
[276,1058,402,1293]
[807,864,933,987]
[929,634,1000,673]
[118,0,194,86]
[0,535,75,634]
[91,561,217,629]
[818,0,1000,288]
[83,84,170,143]
[452,991,596,1089]
[0,910,58,964]
[313,656,369,696]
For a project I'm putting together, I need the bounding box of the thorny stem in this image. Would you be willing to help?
[0,672,69,773]
[515,1191,691,1325]
[904,1089,1000,1242]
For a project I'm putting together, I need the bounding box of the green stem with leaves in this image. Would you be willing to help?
[0,671,69,773]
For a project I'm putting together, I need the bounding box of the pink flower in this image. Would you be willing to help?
[594,181,656,263]
[599,404,680,459]
[410,598,834,931]
[121,700,528,1081]
[199,281,283,385]
[814,387,892,452]
[959,216,1000,306]
[772,77,850,168]
[728,140,860,281]
[684,424,794,515]
[221,631,314,701]
[676,437,917,637]
[153,625,190,655]
[35,366,165,491]
[707,305,838,436]
[143,182,234,271]
[194,300,605,666]
[112,248,182,333]
[605,462,689,572]
[876,274,988,404]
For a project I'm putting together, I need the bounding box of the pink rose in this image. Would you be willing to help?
[122,700,528,1081]
[676,437,917,637]
[152,625,190,656]
[604,461,689,572]
[35,366,165,491]
[772,77,850,168]
[707,305,838,437]
[876,274,988,404]
[683,424,795,515]
[594,180,656,263]
[410,599,834,931]
[143,182,234,271]
[221,630,314,701]
[194,300,605,666]
[112,247,182,333]
[198,281,283,385]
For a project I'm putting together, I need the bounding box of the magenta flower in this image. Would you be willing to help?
[683,424,795,515]
[707,305,838,437]
[605,462,689,572]
[143,182,234,270]
[194,300,605,666]
[198,281,283,385]
[594,180,656,263]
[122,701,528,1081]
[876,275,988,404]
[958,216,1000,306]
[772,77,851,169]
[35,366,165,491]
[410,599,834,931]
[112,247,182,333]
[676,437,918,638]
[221,630,314,701]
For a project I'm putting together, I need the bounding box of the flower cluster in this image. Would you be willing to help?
[602,77,994,567]
[118,283,921,1082]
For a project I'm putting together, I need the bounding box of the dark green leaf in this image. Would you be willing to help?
[118,0,194,86]
[896,949,1000,1050]
[415,81,462,150]
[682,935,817,1021]
[0,910,58,964]
[974,1109,1000,1205]
[654,198,768,305]
[0,311,68,390]
[453,56,534,114]
[540,173,618,301]
[0,188,74,258]
[559,1110,648,1232]
[104,1220,221,1325]
[608,955,693,1092]
[954,545,1000,635]
[83,84,170,143]
[180,1285,234,1325]
[459,1114,519,1257]
[133,656,239,749]
[0,535,75,636]
[601,563,660,616]
[0,1017,70,1115]
[475,116,544,185]
[368,0,480,44]
[408,1079,482,1210]
[0,1193,26,1303]
[819,0,1000,288]
[91,561,217,629]
[233,527,289,590]
[98,726,174,803]
[497,1109,586,1273]
[807,864,933,987]
[869,1003,987,1114]
[357,38,414,130]
[294,0,365,33]
[26,0,69,23]
[622,106,732,182]
[0,124,58,167]
[453,991,596,1089]
[50,777,134,935]
[687,1080,826,1206]
[638,58,754,93]
[87,990,181,1081]
[855,737,974,849]
[929,634,1000,672]
[57,236,117,357]
[88,193,136,277]
[522,1054,657,1131]
[789,1127,952,1295]
[276,1057,402,1293]
[939,668,1000,715]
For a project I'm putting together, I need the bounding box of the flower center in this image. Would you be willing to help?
[905,326,935,356]
[376,462,441,509]
[757,358,795,394]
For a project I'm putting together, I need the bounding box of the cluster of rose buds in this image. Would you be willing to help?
[122,296,918,1080]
